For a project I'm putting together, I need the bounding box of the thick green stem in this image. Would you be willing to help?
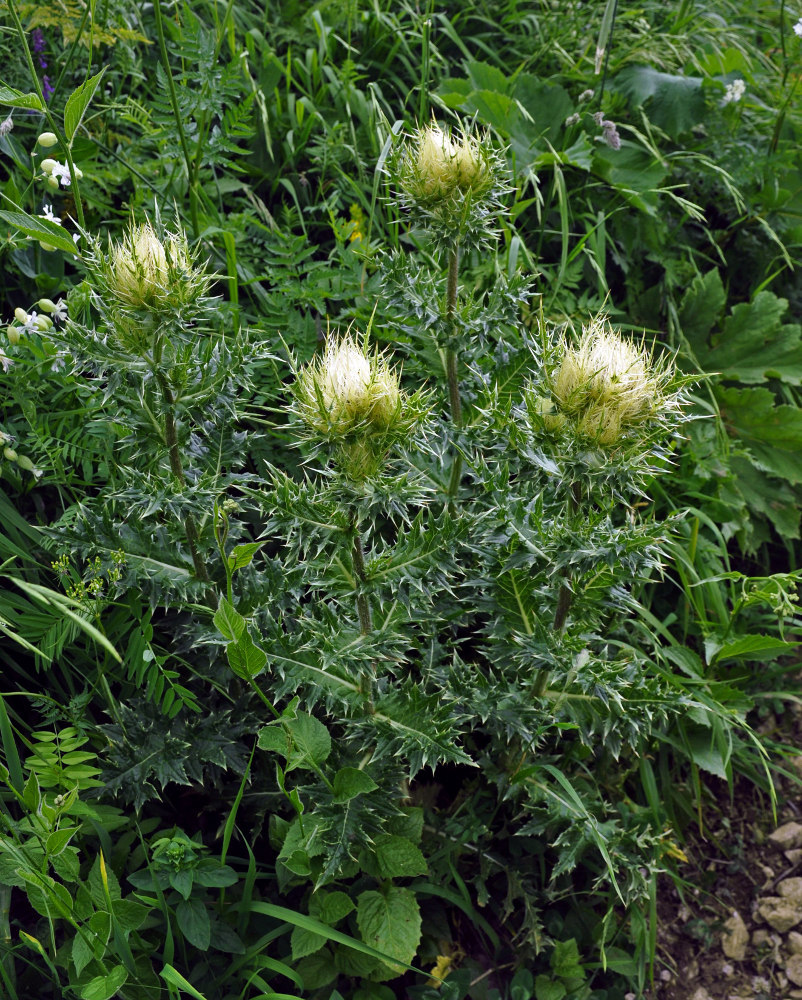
[155,370,209,585]
[534,483,582,697]
[445,244,464,498]
[445,245,462,428]
[351,525,372,636]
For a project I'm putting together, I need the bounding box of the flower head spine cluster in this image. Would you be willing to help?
[539,318,681,447]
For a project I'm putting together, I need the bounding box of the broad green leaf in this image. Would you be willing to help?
[535,976,567,1000]
[72,931,93,976]
[257,725,289,755]
[64,69,106,141]
[0,86,44,110]
[678,269,727,350]
[80,965,127,1000]
[291,922,327,960]
[356,885,421,973]
[213,597,246,642]
[513,76,573,145]
[717,386,802,484]
[112,898,148,932]
[176,898,211,951]
[710,633,797,664]
[362,835,427,879]
[284,712,332,771]
[309,889,355,926]
[227,542,263,572]
[465,60,510,93]
[332,766,378,802]
[686,730,728,780]
[614,65,705,137]
[296,947,338,990]
[226,629,267,680]
[0,209,78,256]
[45,826,80,857]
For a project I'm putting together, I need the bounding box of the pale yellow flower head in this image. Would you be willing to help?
[406,122,494,204]
[549,319,675,446]
[295,334,402,438]
[108,220,188,310]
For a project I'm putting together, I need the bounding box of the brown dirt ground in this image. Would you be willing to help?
[641,704,802,1000]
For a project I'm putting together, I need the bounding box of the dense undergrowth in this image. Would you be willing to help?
[0,1,801,998]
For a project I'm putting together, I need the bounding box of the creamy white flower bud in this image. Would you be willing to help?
[37,132,58,148]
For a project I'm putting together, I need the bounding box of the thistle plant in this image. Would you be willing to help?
[393,121,508,490]
[290,331,429,638]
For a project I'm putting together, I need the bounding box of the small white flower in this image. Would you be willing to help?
[0,350,13,372]
[41,204,60,223]
[52,299,68,323]
[565,113,581,127]
[794,17,802,36]
[0,115,13,137]
[578,89,594,103]
[20,311,40,335]
[722,79,746,105]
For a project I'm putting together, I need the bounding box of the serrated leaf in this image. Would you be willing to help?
[0,209,79,256]
[80,965,127,1000]
[0,86,44,110]
[291,923,327,960]
[356,885,421,972]
[257,724,288,755]
[365,835,428,879]
[72,930,93,976]
[332,766,378,802]
[176,898,211,951]
[711,633,797,664]
[535,976,567,1000]
[64,69,106,141]
[112,898,148,932]
[690,287,802,384]
[227,542,263,572]
[309,889,355,926]
[213,597,245,642]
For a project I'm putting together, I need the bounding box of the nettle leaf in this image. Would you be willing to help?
[291,923,327,961]
[309,890,355,926]
[614,64,705,136]
[361,834,428,880]
[356,885,422,973]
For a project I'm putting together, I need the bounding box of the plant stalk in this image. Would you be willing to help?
[155,370,209,585]
[351,522,372,636]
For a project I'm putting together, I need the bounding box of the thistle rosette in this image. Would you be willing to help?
[393,121,508,250]
[292,333,428,481]
[533,318,684,449]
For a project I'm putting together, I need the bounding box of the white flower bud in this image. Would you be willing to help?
[7,325,20,345]
[3,447,18,462]
[40,158,58,175]
[37,299,57,314]
[14,308,28,324]
[37,132,58,148]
